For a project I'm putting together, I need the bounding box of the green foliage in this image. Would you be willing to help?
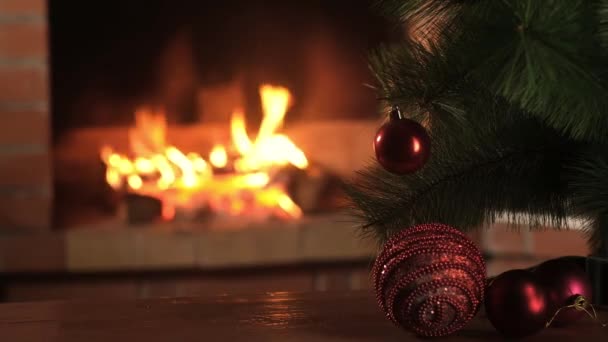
[598,0,608,49]
[368,41,468,123]
[374,0,469,35]
[347,90,573,244]
[350,0,608,253]
[474,1,608,143]
[375,0,463,20]
[567,152,608,254]
[375,0,608,142]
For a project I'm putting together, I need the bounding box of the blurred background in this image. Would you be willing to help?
[0,0,587,302]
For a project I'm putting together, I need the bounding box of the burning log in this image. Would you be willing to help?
[54,118,375,228]
[125,193,162,225]
[277,164,344,214]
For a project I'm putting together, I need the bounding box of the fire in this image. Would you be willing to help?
[232,87,308,172]
[100,85,307,221]
[209,145,228,169]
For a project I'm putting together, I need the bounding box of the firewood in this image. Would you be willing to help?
[125,193,162,225]
[279,163,343,214]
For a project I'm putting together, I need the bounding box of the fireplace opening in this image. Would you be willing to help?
[49,0,399,229]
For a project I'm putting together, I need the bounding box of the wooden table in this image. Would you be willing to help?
[0,291,605,341]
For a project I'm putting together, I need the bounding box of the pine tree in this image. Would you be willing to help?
[348,0,608,256]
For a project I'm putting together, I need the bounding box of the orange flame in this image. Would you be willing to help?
[209,145,228,169]
[232,85,308,172]
[100,85,307,221]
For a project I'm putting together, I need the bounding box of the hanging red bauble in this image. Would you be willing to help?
[374,106,431,174]
[485,270,548,338]
[534,259,593,326]
[371,223,486,337]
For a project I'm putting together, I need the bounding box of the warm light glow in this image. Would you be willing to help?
[118,159,134,174]
[230,109,253,156]
[127,174,143,190]
[188,153,209,173]
[166,146,198,188]
[134,157,155,174]
[108,154,121,167]
[524,284,545,314]
[412,138,421,153]
[258,85,291,140]
[99,85,308,221]
[106,169,122,188]
[277,193,303,219]
[130,108,167,154]
[152,154,176,186]
[232,85,308,172]
[162,202,176,221]
[209,145,228,168]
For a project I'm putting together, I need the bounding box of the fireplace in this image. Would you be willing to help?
[0,0,392,301]
[48,0,396,230]
[0,0,592,303]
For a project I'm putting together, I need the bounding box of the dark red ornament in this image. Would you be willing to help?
[534,259,592,326]
[485,270,548,338]
[372,223,486,337]
[374,106,431,174]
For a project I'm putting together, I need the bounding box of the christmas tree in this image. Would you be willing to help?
[348,0,608,257]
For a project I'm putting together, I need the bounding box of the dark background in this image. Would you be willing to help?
[49,0,398,142]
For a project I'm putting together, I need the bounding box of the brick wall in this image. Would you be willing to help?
[0,0,51,231]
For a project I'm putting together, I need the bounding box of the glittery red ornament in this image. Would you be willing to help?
[485,270,548,338]
[374,106,431,174]
[372,223,486,337]
[534,259,592,326]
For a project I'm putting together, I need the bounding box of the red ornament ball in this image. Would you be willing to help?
[374,107,431,174]
[485,270,548,338]
[372,223,486,337]
[534,259,592,326]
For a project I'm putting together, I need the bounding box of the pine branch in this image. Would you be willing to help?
[469,0,608,143]
[368,33,492,130]
[347,99,573,243]
[600,0,608,49]
[355,0,608,251]
[368,42,468,122]
[347,148,570,244]
[567,150,608,255]
[367,4,521,130]
[377,0,608,142]
[373,0,470,42]
[375,0,466,20]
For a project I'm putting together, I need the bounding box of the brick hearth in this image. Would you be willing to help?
[0,218,588,274]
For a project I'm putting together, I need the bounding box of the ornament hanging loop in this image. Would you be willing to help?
[545,295,606,328]
[572,295,588,312]
[389,105,405,120]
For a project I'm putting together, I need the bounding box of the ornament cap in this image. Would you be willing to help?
[389,105,404,120]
